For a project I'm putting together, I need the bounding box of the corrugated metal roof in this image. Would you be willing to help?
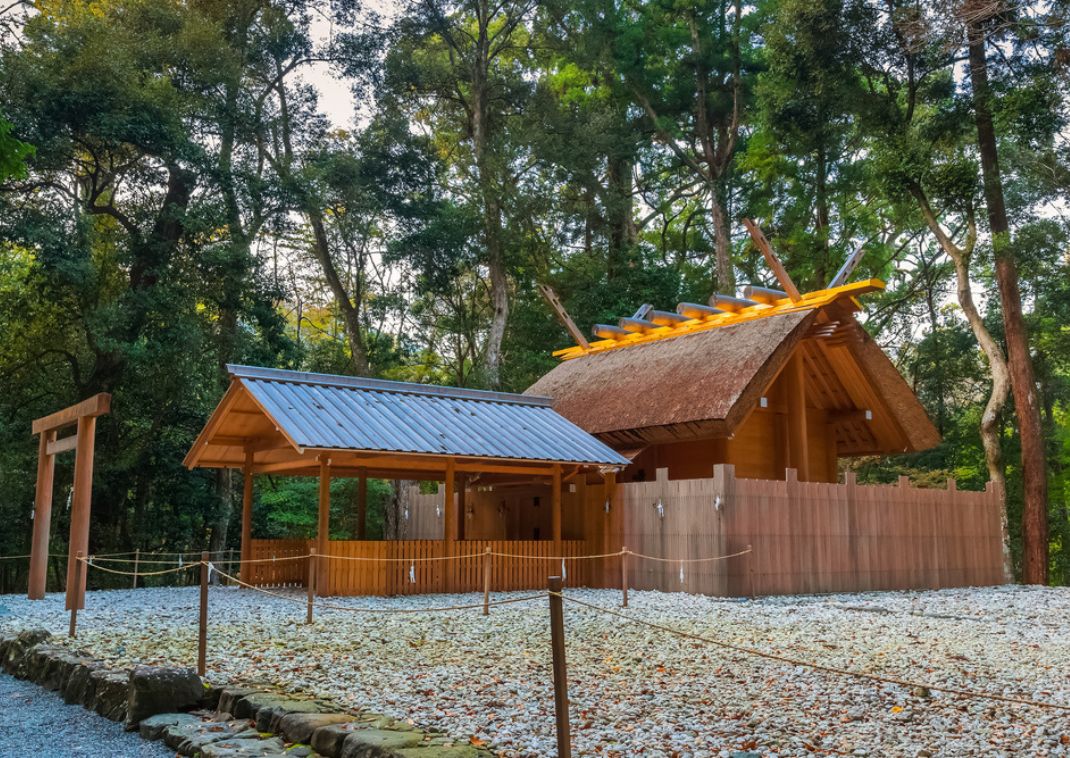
[228,365,629,466]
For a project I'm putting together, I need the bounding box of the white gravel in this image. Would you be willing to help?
[2,584,1069,757]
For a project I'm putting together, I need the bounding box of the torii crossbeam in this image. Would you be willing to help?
[28,393,110,607]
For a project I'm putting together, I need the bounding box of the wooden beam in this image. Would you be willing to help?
[316,456,330,595]
[676,302,725,320]
[443,459,456,542]
[32,393,111,435]
[240,450,254,568]
[457,473,466,540]
[742,218,803,303]
[786,352,810,481]
[827,240,867,288]
[296,450,564,478]
[551,464,563,552]
[253,454,560,479]
[538,284,591,350]
[828,409,873,425]
[183,382,245,468]
[356,468,367,540]
[28,430,56,600]
[46,434,79,456]
[65,416,96,611]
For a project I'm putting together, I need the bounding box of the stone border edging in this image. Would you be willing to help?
[0,629,493,758]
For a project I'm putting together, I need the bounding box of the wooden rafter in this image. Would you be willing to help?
[742,218,803,303]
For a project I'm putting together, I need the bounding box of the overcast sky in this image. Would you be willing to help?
[306,2,402,130]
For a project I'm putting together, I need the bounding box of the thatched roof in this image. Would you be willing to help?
[526,309,940,453]
[527,311,815,447]
[846,333,942,452]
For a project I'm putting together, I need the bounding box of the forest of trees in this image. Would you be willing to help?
[1,0,1068,585]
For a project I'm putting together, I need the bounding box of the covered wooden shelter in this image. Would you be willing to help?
[184,366,628,593]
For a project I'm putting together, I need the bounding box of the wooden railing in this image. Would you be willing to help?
[246,539,589,596]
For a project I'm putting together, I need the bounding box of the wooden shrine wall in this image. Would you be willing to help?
[248,465,1007,597]
[584,466,1008,596]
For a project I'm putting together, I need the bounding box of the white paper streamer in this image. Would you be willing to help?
[679,561,685,584]
[561,559,567,581]
[409,562,416,583]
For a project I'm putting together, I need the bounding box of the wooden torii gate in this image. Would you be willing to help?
[28,393,110,608]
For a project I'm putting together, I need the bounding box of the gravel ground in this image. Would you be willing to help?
[1,584,1069,757]
[0,671,173,757]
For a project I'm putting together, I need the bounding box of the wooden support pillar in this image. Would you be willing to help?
[356,468,367,540]
[457,474,467,541]
[786,351,810,482]
[65,416,96,612]
[551,464,562,553]
[443,459,456,592]
[443,459,457,542]
[317,456,330,596]
[28,430,56,600]
[240,449,254,572]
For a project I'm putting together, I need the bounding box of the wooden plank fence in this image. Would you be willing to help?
[598,466,1008,596]
[246,539,310,587]
[248,465,1007,598]
[247,538,588,596]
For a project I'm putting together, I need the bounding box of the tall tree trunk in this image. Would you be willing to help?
[709,189,733,294]
[471,7,508,389]
[483,196,508,388]
[967,19,1048,584]
[814,146,830,286]
[272,57,369,376]
[605,155,636,279]
[308,212,370,375]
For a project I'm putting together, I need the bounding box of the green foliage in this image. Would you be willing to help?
[0,116,33,181]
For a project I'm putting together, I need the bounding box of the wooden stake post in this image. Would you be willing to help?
[68,551,83,638]
[306,548,316,624]
[198,551,209,676]
[621,547,629,608]
[482,547,492,616]
[28,394,110,606]
[548,576,572,758]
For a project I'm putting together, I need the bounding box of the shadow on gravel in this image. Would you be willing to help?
[0,672,171,757]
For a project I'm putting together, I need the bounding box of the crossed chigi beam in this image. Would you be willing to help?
[548,219,871,352]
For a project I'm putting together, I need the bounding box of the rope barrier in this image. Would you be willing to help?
[0,550,234,562]
[211,566,544,614]
[627,546,753,563]
[553,592,1070,713]
[489,549,626,561]
[90,553,235,565]
[324,552,486,563]
[77,557,201,578]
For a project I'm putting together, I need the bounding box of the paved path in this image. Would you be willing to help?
[0,672,172,757]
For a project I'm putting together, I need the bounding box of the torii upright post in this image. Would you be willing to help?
[28,394,111,606]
